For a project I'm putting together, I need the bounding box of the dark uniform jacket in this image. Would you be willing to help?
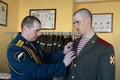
[7,32,66,80]
[64,34,115,80]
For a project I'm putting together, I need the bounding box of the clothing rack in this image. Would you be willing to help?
[5,32,80,41]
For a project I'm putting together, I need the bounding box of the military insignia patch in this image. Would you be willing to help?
[14,52,26,62]
[110,55,115,65]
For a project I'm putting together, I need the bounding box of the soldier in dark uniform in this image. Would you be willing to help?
[7,16,76,80]
[64,8,115,80]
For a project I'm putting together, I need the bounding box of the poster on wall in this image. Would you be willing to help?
[30,9,56,30]
[0,1,8,26]
[92,13,113,33]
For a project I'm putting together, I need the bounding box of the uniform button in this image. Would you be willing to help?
[72,76,74,79]
[74,64,76,67]
[92,40,95,43]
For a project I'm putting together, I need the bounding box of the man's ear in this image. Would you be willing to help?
[87,17,91,23]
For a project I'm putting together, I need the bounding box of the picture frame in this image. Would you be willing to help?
[0,1,8,26]
[30,9,56,30]
[92,13,113,33]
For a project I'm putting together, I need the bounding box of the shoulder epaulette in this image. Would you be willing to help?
[16,40,24,47]
[97,37,111,46]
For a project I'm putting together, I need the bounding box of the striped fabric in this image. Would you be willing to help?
[77,38,89,55]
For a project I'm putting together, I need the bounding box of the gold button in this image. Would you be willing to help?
[92,40,95,43]
[74,64,76,67]
[72,76,74,79]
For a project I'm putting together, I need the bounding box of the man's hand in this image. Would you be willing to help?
[63,51,76,67]
[63,42,73,54]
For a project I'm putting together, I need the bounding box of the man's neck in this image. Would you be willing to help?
[21,32,29,41]
[82,31,95,39]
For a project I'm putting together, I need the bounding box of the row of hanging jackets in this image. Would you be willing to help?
[36,34,74,54]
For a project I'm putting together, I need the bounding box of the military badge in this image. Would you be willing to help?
[110,55,115,65]
[14,52,26,62]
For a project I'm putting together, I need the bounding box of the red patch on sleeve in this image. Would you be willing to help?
[97,38,111,46]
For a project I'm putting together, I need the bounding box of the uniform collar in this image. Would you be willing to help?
[73,34,98,61]
[16,32,29,45]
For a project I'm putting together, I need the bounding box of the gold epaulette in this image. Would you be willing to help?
[16,40,24,47]
[16,40,42,64]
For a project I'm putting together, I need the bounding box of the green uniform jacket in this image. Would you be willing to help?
[64,34,115,80]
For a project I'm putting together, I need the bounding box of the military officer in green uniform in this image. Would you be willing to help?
[64,8,115,80]
[7,16,76,80]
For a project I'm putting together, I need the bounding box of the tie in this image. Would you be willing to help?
[77,38,89,55]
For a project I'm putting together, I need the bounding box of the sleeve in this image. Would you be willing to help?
[7,45,66,79]
[98,45,115,80]
[43,50,65,63]
[33,62,66,79]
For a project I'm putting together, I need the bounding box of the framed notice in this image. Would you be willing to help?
[30,9,56,30]
[0,1,8,26]
[92,13,113,33]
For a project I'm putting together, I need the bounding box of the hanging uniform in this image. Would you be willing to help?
[52,35,60,53]
[45,35,56,54]
[56,35,65,51]
[7,32,66,80]
[36,34,45,51]
[64,35,73,45]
